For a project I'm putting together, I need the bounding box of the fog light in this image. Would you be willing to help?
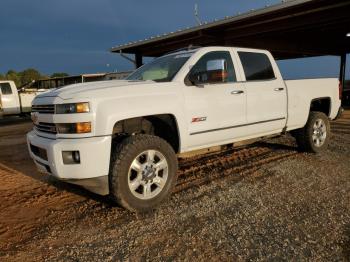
[62,151,80,165]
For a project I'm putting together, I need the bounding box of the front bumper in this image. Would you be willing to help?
[27,131,112,195]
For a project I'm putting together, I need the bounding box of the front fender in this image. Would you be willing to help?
[94,93,188,152]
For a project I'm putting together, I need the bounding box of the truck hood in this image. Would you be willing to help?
[35,80,155,100]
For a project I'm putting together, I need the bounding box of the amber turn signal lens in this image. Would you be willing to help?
[56,122,92,134]
[76,122,91,133]
[76,103,90,113]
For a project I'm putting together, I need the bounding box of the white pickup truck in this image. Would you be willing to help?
[0,80,45,117]
[27,47,343,212]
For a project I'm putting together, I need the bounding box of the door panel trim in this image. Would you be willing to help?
[190,117,285,135]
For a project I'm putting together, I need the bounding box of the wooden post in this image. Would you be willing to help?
[135,53,143,69]
[340,54,346,84]
[340,54,347,104]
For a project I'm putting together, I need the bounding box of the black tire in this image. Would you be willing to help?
[294,111,330,153]
[109,134,178,212]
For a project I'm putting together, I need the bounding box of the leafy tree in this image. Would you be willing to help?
[51,72,69,78]
[1,68,67,87]
[6,70,21,87]
[20,68,42,85]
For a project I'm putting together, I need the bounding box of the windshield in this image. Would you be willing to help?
[126,52,194,82]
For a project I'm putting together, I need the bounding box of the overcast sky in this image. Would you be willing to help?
[0,0,343,78]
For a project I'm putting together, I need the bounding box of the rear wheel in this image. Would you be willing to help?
[294,111,330,153]
[109,134,178,212]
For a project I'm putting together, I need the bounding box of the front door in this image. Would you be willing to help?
[183,50,247,149]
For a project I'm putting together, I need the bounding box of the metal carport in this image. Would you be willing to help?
[110,0,350,103]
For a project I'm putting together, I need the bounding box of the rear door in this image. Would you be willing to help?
[236,51,287,136]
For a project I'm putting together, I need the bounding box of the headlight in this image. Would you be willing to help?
[57,122,92,134]
[55,102,90,114]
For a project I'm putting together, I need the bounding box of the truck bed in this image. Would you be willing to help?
[285,78,341,131]
[19,90,48,113]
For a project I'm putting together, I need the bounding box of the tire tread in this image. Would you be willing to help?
[294,111,330,153]
[109,134,178,212]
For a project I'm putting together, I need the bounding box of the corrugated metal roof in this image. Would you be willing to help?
[110,0,312,53]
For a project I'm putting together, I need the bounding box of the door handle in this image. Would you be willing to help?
[231,90,244,95]
[274,88,284,91]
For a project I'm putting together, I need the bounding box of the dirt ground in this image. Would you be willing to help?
[0,112,349,261]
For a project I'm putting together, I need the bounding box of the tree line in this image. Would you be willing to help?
[0,69,69,87]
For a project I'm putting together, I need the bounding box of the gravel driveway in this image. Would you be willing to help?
[0,112,349,261]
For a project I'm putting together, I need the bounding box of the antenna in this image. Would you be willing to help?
[194,3,202,25]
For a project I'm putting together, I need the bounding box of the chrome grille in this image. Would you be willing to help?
[35,122,57,134]
[31,104,55,114]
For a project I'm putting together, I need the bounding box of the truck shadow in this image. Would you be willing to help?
[256,140,298,151]
[47,176,116,206]
[175,138,299,193]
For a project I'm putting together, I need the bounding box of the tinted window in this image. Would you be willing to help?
[238,52,275,81]
[0,83,13,95]
[188,51,236,84]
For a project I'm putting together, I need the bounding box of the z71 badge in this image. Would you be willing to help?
[191,117,207,123]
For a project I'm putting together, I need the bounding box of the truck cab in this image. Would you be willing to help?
[0,81,21,116]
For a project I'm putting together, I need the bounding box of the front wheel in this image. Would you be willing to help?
[109,134,178,212]
[294,111,330,153]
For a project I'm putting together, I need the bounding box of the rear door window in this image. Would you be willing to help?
[238,52,275,81]
[0,83,13,95]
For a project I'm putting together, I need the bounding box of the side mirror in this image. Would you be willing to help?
[187,58,228,86]
[206,59,228,83]
[188,72,203,86]
[207,69,228,83]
